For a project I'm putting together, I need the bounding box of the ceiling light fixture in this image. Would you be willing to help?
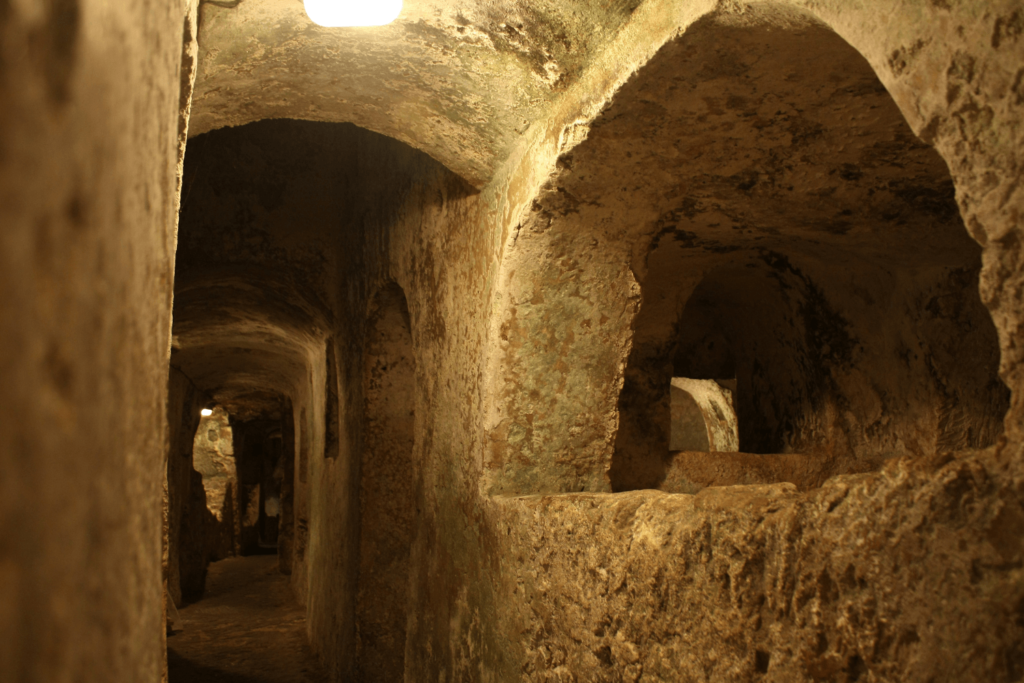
[201,408,213,417]
[303,0,402,27]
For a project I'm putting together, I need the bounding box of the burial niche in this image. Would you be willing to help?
[606,9,1009,492]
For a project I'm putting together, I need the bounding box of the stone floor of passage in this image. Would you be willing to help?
[168,555,327,683]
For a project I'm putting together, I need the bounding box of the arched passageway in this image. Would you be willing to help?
[5,1,1024,682]
[162,117,461,682]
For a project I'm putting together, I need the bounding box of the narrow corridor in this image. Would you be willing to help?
[168,556,327,683]
[3,1,1021,681]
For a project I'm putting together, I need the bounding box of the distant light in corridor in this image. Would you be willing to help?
[303,0,402,27]
[201,408,213,417]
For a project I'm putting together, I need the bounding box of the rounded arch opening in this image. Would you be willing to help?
[482,5,1010,497]
[603,10,1009,492]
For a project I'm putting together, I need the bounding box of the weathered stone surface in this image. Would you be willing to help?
[0,0,186,680]
[189,0,644,187]
[5,0,1024,682]
[356,283,417,682]
[489,445,1024,682]
[660,450,831,493]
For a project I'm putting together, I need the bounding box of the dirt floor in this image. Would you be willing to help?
[168,555,328,683]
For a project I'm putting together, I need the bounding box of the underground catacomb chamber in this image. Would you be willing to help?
[165,118,456,677]
[11,0,1024,680]
[581,10,1013,492]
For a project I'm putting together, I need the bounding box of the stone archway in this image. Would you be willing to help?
[483,1,1015,496]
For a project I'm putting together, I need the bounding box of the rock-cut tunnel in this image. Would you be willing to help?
[2,1,1024,682]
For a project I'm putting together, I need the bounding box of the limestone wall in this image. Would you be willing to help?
[356,284,417,681]
[0,0,187,680]
[489,445,1024,682]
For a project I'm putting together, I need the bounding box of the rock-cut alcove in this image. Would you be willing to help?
[485,6,1010,498]
[605,10,1010,492]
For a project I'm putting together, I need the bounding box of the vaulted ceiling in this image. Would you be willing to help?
[189,0,643,187]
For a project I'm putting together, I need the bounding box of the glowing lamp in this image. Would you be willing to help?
[303,0,402,27]
[201,408,213,417]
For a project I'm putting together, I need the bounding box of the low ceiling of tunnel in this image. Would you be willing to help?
[171,272,329,419]
[173,344,300,419]
[190,0,644,186]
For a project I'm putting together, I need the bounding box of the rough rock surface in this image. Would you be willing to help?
[489,445,1024,682]
[3,0,1023,682]
[189,0,644,186]
[357,284,417,682]
[168,2,1024,678]
[490,11,1009,496]
[0,0,186,680]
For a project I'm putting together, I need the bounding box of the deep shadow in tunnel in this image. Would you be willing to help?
[168,650,275,683]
